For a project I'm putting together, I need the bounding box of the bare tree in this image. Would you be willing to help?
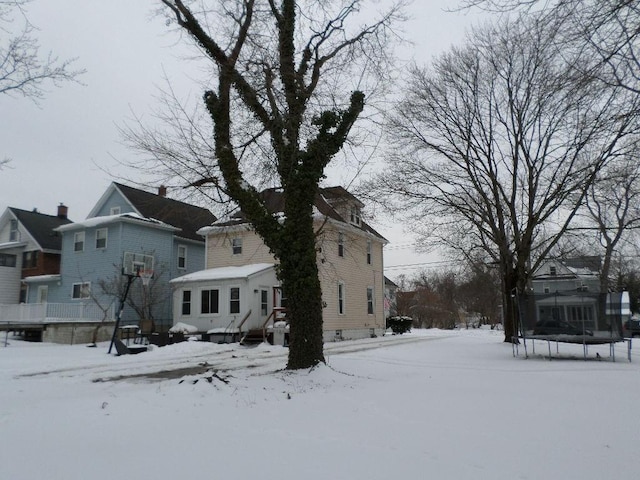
[136,1,404,369]
[0,0,82,100]
[377,14,640,342]
[577,157,640,293]
[461,1,640,95]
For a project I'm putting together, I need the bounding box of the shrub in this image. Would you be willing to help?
[387,316,412,334]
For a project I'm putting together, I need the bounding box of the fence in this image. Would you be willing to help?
[0,303,115,324]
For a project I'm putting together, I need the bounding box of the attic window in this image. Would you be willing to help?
[9,219,19,242]
[549,265,557,276]
[110,206,121,215]
[350,207,361,226]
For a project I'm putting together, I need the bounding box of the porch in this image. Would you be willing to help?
[0,303,116,345]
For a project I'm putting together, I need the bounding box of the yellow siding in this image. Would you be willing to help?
[205,220,386,336]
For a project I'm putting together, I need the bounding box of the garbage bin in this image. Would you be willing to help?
[273,322,286,346]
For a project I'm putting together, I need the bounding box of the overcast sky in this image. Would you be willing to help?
[0,0,490,279]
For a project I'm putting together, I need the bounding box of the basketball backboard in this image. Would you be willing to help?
[122,252,154,276]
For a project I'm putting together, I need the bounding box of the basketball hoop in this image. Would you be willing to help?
[139,269,154,287]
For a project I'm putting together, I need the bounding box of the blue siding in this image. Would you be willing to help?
[93,189,136,217]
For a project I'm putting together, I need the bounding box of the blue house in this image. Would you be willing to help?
[23,183,216,329]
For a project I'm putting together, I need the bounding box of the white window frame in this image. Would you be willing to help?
[338,232,344,257]
[181,289,192,316]
[74,231,85,252]
[110,206,121,215]
[95,228,108,249]
[9,219,19,242]
[350,207,361,226]
[260,289,269,316]
[200,288,220,315]
[72,282,91,299]
[543,284,550,294]
[366,286,374,315]
[232,237,242,255]
[366,239,372,265]
[229,286,241,314]
[338,282,345,315]
[549,265,557,276]
[177,245,187,270]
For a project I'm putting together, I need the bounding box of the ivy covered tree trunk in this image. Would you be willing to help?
[280,186,325,367]
[159,1,395,369]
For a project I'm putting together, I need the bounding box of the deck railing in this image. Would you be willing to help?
[0,303,115,324]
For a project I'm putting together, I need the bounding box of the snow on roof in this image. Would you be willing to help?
[170,263,276,284]
[23,274,61,283]
[55,213,178,232]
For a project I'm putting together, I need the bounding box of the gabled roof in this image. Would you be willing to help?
[205,187,386,241]
[8,208,72,251]
[106,183,217,242]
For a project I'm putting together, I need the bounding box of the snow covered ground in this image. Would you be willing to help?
[1,328,638,480]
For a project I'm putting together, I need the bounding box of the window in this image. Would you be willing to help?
[549,265,557,276]
[182,290,192,315]
[22,251,38,268]
[261,289,268,316]
[110,206,121,215]
[74,231,85,252]
[95,228,108,249]
[177,245,187,269]
[232,238,242,255]
[72,282,91,299]
[338,232,344,257]
[230,287,240,314]
[9,219,19,241]
[338,282,345,315]
[366,240,372,265]
[543,284,550,294]
[201,289,219,314]
[0,253,17,267]
[367,287,374,315]
[350,207,361,225]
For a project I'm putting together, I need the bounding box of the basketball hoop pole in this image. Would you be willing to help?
[108,273,137,354]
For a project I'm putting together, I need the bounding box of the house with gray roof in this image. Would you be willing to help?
[23,183,216,330]
[0,204,72,304]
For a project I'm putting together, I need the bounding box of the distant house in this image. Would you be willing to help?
[171,186,388,341]
[23,183,216,329]
[528,256,628,336]
[0,204,72,304]
[384,276,398,319]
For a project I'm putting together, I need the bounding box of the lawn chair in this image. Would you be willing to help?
[135,319,155,345]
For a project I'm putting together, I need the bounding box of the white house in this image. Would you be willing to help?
[170,263,279,341]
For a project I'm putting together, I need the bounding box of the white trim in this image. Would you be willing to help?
[199,287,220,315]
[73,231,85,252]
[229,285,241,315]
[95,228,108,249]
[177,244,187,270]
[71,282,91,300]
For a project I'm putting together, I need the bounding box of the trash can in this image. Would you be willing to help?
[273,322,286,346]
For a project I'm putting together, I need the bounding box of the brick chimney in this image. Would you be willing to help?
[57,203,68,219]
[158,185,167,197]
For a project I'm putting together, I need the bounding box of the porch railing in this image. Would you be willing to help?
[0,303,115,324]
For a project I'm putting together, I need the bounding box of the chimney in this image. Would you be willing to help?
[158,185,167,197]
[57,203,68,219]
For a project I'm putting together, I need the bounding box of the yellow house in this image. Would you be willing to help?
[174,187,388,342]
